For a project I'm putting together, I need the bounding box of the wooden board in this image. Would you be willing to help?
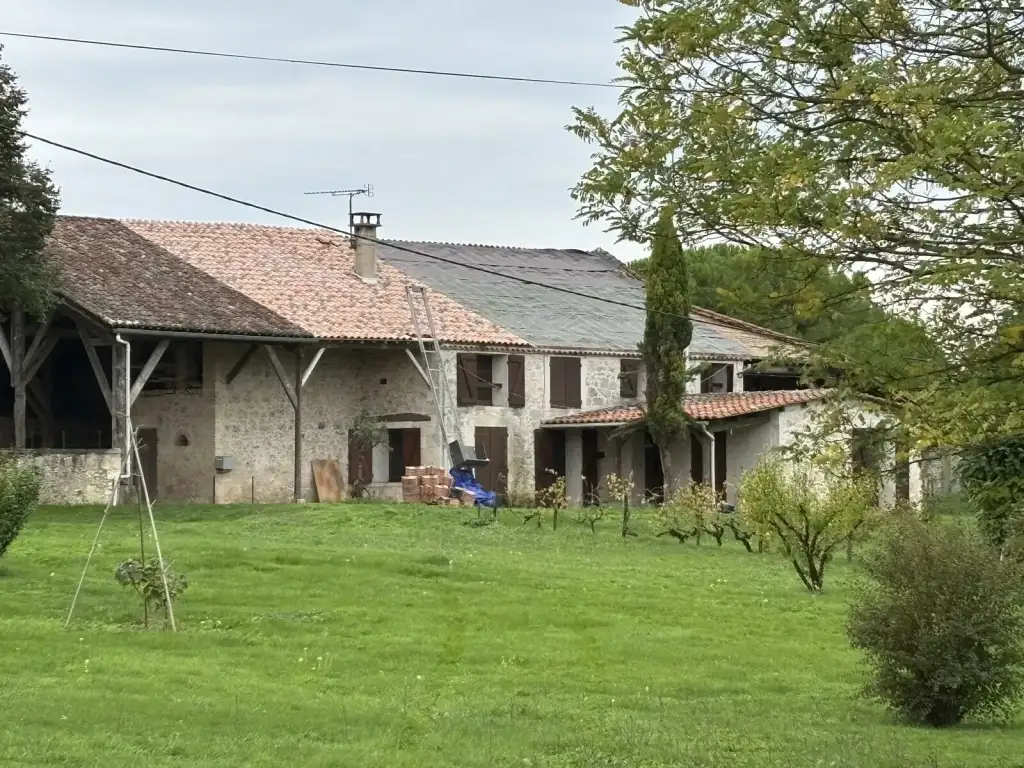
[311,459,345,502]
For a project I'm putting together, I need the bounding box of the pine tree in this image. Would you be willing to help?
[0,46,60,317]
[641,206,693,494]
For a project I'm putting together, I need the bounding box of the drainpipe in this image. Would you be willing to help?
[115,334,131,479]
[694,421,715,491]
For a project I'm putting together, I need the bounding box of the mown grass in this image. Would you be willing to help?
[1,502,1022,767]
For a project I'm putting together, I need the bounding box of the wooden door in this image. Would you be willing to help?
[714,431,727,496]
[581,428,600,506]
[534,429,567,492]
[474,427,508,495]
[644,431,664,503]
[136,428,159,500]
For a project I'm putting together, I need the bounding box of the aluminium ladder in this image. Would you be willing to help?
[405,284,466,468]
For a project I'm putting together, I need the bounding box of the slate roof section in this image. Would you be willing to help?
[47,217,308,337]
[377,241,805,358]
[543,390,828,426]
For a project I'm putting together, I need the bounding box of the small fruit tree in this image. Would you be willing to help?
[740,455,879,593]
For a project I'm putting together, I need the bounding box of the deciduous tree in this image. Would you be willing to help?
[571,1,1024,450]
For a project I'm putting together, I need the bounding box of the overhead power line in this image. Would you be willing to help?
[0,31,623,90]
[19,130,753,331]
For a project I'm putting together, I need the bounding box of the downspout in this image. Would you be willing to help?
[694,421,714,490]
[115,334,131,479]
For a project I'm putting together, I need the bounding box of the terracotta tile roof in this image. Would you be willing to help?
[120,220,526,345]
[543,390,829,426]
[47,218,308,337]
[49,216,526,345]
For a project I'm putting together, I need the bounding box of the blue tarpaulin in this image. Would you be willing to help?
[449,468,497,508]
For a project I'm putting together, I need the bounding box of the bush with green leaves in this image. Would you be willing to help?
[958,437,1024,557]
[532,472,568,530]
[847,518,1024,727]
[655,482,719,545]
[0,454,41,559]
[739,456,879,593]
[115,558,188,626]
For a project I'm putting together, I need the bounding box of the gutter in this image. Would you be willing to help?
[112,328,318,344]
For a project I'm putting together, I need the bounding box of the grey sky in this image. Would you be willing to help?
[4,1,646,261]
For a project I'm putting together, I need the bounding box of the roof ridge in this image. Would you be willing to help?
[120,217,335,235]
[386,238,601,254]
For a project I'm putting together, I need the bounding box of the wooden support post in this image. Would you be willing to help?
[263,346,297,409]
[12,309,26,450]
[294,346,304,502]
[111,342,128,459]
[226,344,256,385]
[129,339,169,406]
[78,325,112,411]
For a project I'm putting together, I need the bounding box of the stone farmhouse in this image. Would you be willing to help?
[0,213,919,506]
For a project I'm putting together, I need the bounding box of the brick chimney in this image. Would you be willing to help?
[350,212,382,284]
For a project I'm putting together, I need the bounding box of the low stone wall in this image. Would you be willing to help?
[18,450,122,505]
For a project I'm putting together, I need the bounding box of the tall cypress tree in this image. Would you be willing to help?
[641,206,692,494]
[0,46,60,317]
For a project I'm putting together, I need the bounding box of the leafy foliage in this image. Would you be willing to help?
[848,518,1024,727]
[640,207,693,493]
[571,1,1024,449]
[739,456,879,593]
[348,410,388,498]
[536,473,568,530]
[114,558,188,624]
[629,243,884,344]
[958,437,1024,556]
[655,482,719,545]
[0,453,40,559]
[0,46,61,316]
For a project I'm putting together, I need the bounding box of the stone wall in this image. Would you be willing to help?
[212,343,437,504]
[19,450,122,505]
[113,343,645,505]
[132,345,216,503]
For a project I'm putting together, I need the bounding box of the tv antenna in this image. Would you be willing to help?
[304,185,374,232]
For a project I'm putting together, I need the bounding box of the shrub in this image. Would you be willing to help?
[739,456,879,593]
[115,558,188,626]
[0,454,41,559]
[655,483,719,545]
[847,518,1024,727]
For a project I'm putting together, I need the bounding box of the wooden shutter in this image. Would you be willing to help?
[620,359,639,398]
[456,354,476,406]
[402,428,421,469]
[508,355,526,408]
[565,357,582,408]
[348,430,373,486]
[549,357,565,408]
[476,355,494,405]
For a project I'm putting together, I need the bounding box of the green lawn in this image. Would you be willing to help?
[1,503,1022,767]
